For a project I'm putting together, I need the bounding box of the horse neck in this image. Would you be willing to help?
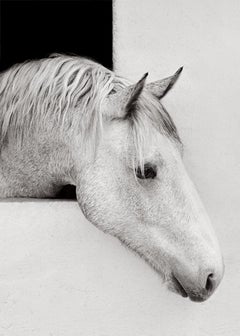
[0,131,76,197]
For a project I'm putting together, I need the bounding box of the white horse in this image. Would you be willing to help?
[0,54,224,301]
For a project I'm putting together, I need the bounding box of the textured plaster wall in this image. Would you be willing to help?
[113,0,240,335]
[0,201,238,336]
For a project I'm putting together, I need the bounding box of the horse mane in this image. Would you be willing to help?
[0,54,181,167]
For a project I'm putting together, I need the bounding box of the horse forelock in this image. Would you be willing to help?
[124,88,182,172]
[0,54,181,163]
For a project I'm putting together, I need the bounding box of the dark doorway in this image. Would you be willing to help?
[0,0,112,199]
[0,0,113,71]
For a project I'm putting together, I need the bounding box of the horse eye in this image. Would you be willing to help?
[135,164,157,179]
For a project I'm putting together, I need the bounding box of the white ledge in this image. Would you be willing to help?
[0,200,229,335]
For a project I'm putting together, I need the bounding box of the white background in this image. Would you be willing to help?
[0,1,240,335]
[114,0,240,334]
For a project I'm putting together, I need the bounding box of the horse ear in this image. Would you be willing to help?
[103,73,148,118]
[146,67,183,99]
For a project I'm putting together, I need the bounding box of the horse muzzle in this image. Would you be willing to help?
[170,258,224,302]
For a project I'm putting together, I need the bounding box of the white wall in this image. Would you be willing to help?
[113,0,240,334]
[0,200,238,336]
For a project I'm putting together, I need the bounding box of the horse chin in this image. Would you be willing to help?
[167,275,188,299]
[167,275,210,302]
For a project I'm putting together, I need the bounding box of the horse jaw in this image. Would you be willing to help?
[75,123,224,302]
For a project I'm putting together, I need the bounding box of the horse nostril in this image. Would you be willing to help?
[205,273,214,292]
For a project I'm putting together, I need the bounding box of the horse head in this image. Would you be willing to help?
[76,67,224,302]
